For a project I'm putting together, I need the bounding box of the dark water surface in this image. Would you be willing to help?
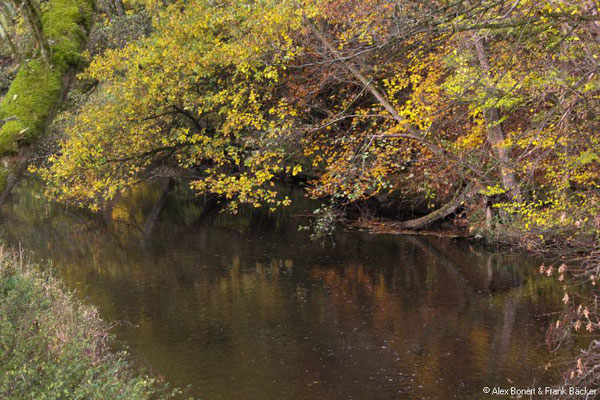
[1,183,566,399]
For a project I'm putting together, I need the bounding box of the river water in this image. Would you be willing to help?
[0,182,567,399]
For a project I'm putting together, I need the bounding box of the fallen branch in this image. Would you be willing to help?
[394,185,472,230]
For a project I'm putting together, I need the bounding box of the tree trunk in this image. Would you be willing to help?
[114,0,125,16]
[19,0,49,64]
[395,185,472,230]
[306,19,402,122]
[306,19,487,177]
[485,197,494,229]
[0,0,93,205]
[473,37,521,201]
[4,33,19,61]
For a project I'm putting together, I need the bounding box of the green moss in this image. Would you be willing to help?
[0,60,62,147]
[43,0,95,69]
[0,121,21,154]
[0,0,94,163]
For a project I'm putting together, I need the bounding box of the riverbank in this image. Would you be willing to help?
[347,207,598,255]
[0,246,176,399]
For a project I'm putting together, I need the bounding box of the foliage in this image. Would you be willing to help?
[87,12,152,57]
[0,246,178,399]
[545,250,600,396]
[39,0,304,212]
[37,0,600,238]
[298,200,345,240]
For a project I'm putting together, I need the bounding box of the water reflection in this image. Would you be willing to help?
[0,181,566,399]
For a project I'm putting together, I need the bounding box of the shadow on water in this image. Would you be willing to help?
[0,180,570,399]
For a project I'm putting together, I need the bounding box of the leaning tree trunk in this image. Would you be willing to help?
[0,0,94,207]
[307,18,480,229]
[4,33,19,61]
[395,185,472,230]
[473,37,522,201]
[114,0,125,16]
[305,19,403,122]
[19,0,49,64]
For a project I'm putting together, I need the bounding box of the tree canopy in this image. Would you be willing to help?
[35,0,600,238]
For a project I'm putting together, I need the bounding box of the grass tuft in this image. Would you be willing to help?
[0,246,178,399]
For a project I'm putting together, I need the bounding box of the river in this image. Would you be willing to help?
[0,181,567,399]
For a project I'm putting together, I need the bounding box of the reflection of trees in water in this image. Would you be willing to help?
[0,180,566,399]
[308,242,559,398]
